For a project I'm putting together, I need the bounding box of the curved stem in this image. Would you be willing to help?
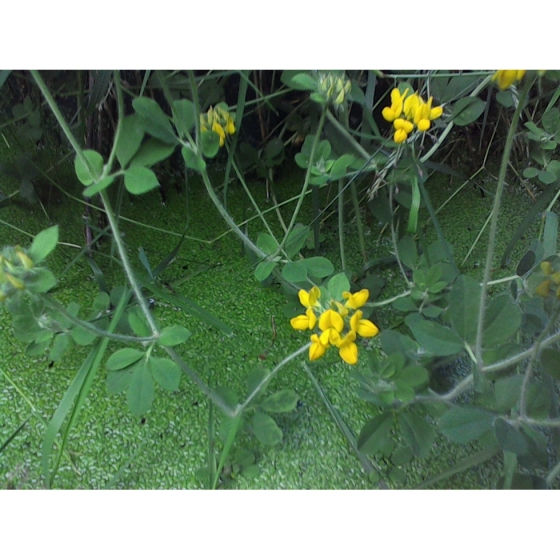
[235,343,311,414]
[280,108,327,248]
[413,374,474,405]
[475,78,533,372]
[41,295,156,344]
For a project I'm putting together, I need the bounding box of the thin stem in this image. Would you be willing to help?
[338,178,346,271]
[235,343,311,414]
[369,290,411,307]
[163,346,236,417]
[41,295,156,344]
[30,70,94,180]
[475,78,532,372]
[279,108,327,248]
[413,374,474,405]
[105,71,124,173]
[99,191,160,335]
[519,304,560,419]
[482,328,560,374]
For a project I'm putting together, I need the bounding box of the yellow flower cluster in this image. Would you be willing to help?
[200,104,236,147]
[535,261,560,298]
[0,246,34,302]
[382,88,444,143]
[290,286,379,365]
[492,70,526,91]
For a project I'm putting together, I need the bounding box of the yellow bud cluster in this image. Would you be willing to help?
[535,260,560,298]
[382,88,443,144]
[290,287,379,365]
[492,70,526,91]
[0,245,35,302]
[317,73,352,107]
[200,104,236,147]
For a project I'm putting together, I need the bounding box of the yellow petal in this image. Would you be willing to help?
[319,309,344,332]
[343,289,369,309]
[429,105,443,120]
[535,279,551,297]
[540,261,553,275]
[382,107,396,122]
[417,118,431,132]
[339,340,358,365]
[394,118,414,133]
[226,117,236,135]
[394,129,408,143]
[290,314,310,330]
[310,334,328,361]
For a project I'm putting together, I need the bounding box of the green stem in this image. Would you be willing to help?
[413,374,474,405]
[30,70,94,180]
[100,192,159,336]
[235,343,310,414]
[338,179,346,271]
[105,71,124,173]
[41,295,156,344]
[475,78,532,373]
[279,107,327,248]
[518,304,560,419]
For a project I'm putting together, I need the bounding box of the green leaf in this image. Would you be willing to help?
[285,225,309,259]
[106,367,134,394]
[148,357,181,392]
[259,389,299,413]
[398,412,435,459]
[304,256,334,279]
[29,225,59,263]
[124,166,160,195]
[482,294,522,347]
[284,72,317,91]
[439,406,496,444]
[327,272,351,301]
[158,325,191,346]
[493,375,523,412]
[405,313,464,356]
[252,411,283,445]
[172,98,196,138]
[396,235,417,270]
[357,412,393,455]
[448,275,481,344]
[116,114,144,167]
[132,97,177,145]
[82,176,115,197]
[181,145,206,172]
[106,348,145,371]
[70,325,98,346]
[74,150,104,186]
[395,364,429,388]
[523,167,539,179]
[255,261,277,282]
[127,307,151,338]
[129,138,176,168]
[494,417,529,455]
[540,348,560,380]
[452,97,486,126]
[282,260,308,283]
[200,129,220,158]
[127,361,154,416]
[92,291,110,312]
[256,232,279,255]
[25,268,57,293]
[391,446,414,466]
[48,333,72,362]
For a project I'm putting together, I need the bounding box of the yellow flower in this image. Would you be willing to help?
[319,309,345,332]
[350,309,379,338]
[492,70,526,90]
[342,289,369,310]
[404,93,422,121]
[337,330,358,365]
[16,250,34,270]
[5,273,24,290]
[298,286,321,309]
[290,308,317,330]
[382,88,409,122]
[310,333,329,360]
